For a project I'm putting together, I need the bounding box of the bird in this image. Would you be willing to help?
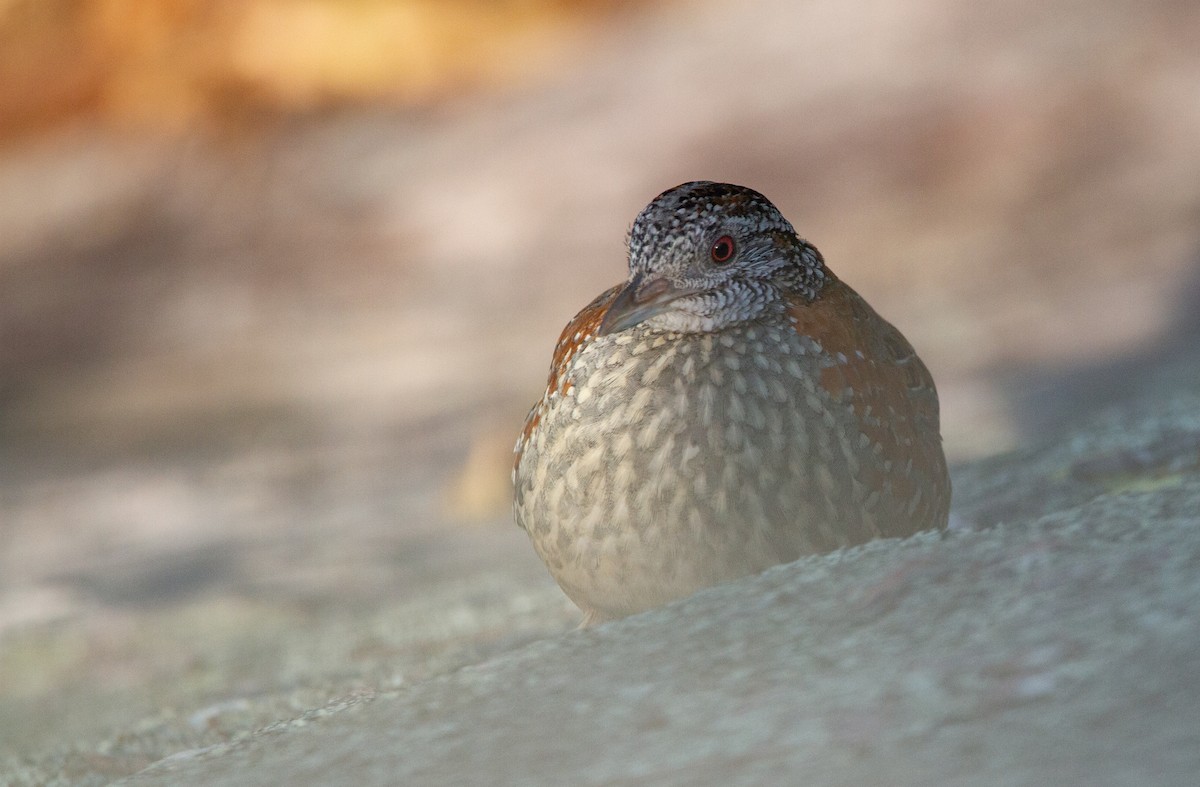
[513,181,950,626]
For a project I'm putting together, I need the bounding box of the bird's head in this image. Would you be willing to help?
[599,181,828,336]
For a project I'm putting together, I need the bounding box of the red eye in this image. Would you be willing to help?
[711,235,735,263]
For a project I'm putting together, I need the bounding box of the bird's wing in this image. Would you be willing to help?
[786,278,950,536]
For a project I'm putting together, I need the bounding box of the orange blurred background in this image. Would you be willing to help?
[1,0,624,138]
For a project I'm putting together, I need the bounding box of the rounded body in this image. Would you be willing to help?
[513,288,949,623]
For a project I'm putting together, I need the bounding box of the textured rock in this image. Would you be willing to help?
[120,392,1200,786]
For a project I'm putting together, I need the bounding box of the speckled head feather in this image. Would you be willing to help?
[600,181,828,335]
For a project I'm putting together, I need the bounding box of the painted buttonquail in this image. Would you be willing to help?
[513,181,950,626]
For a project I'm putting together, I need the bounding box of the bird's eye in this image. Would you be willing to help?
[710,235,735,264]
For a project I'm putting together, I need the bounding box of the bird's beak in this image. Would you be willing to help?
[597,273,702,336]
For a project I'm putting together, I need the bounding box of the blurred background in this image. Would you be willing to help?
[2,0,1199,769]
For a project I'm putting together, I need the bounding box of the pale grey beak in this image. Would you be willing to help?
[597,273,703,335]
